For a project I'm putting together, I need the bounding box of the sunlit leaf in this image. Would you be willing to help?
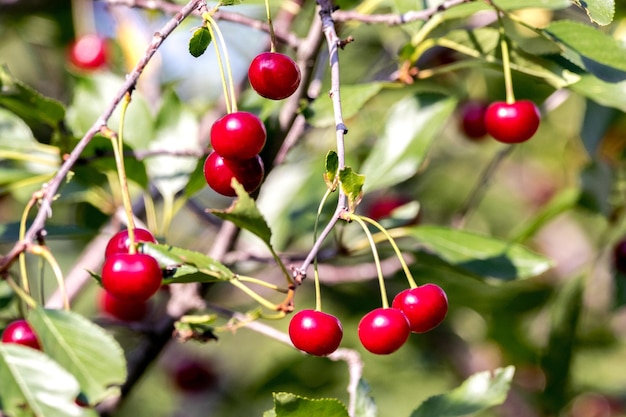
[189,26,212,58]
[339,166,365,212]
[307,83,386,127]
[27,308,127,405]
[410,366,515,417]
[269,392,349,417]
[324,150,339,191]
[0,344,93,417]
[572,0,615,25]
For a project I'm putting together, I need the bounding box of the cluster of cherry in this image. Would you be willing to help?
[203,52,301,197]
[289,283,448,356]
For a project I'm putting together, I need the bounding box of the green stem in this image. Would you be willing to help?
[205,14,238,113]
[313,188,333,311]
[358,215,418,289]
[496,11,515,104]
[6,276,37,310]
[229,278,280,311]
[349,214,388,308]
[30,245,69,310]
[110,94,137,254]
[238,275,289,293]
[264,0,277,52]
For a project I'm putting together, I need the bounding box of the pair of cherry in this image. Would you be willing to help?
[203,52,301,197]
[288,284,448,356]
[460,100,540,144]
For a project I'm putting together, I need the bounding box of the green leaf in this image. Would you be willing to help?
[324,150,339,191]
[410,366,515,417]
[339,166,365,212]
[270,392,349,417]
[0,65,65,129]
[544,20,626,82]
[492,0,572,10]
[189,26,212,57]
[354,379,377,417]
[569,75,626,111]
[27,308,127,404]
[141,242,234,283]
[184,157,207,197]
[146,90,201,199]
[210,180,273,246]
[359,93,457,192]
[572,0,615,25]
[402,226,553,280]
[0,344,93,417]
[307,83,385,127]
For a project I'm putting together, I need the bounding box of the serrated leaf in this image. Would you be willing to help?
[189,26,212,58]
[402,226,553,280]
[354,379,377,417]
[0,65,65,129]
[410,366,515,417]
[0,344,92,417]
[544,20,626,82]
[27,308,127,405]
[307,83,385,127]
[492,0,571,10]
[141,242,234,282]
[573,0,614,25]
[338,166,365,212]
[210,180,273,246]
[359,93,457,192]
[324,151,339,191]
[271,392,349,417]
[569,75,626,112]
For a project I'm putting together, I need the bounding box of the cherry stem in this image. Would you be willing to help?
[229,277,280,311]
[6,276,37,310]
[18,192,41,296]
[349,214,388,308]
[313,188,333,311]
[109,93,137,254]
[29,245,69,310]
[496,10,515,105]
[263,0,277,52]
[237,275,289,293]
[358,215,418,289]
[204,12,238,113]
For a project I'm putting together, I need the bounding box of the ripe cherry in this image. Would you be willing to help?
[248,52,301,100]
[69,34,108,71]
[210,112,267,160]
[288,309,343,356]
[392,284,448,333]
[172,359,219,392]
[1,319,41,350]
[101,253,162,301]
[484,100,540,144]
[365,195,412,221]
[99,290,148,322]
[358,308,410,355]
[459,101,488,139]
[105,228,157,258]
[613,238,626,275]
[203,151,264,197]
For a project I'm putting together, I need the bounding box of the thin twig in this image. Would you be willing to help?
[332,0,470,24]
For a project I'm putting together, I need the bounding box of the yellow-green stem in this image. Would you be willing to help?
[18,195,38,295]
[204,14,232,114]
[229,278,280,311]
[358,215,418,288]
[264,0,277,52]
[205,14,238,113]
[350,215,388,308]
[238,275,289,293]
[313,188,333,311]
[111,94,137,253]
[6,276,37,310]
[30,245,69,310]
[496,11,515,104]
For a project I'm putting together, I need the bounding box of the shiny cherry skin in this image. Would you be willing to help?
[1,319,41,350]
[69,34,108,70]
[484,100,540,144]
[99,290,148,322]
[358,308,410,355]
[366,196,412,221]
[203,151,264,197]
[101,253,162,300]
[210,112,267,160]
[392,284,448,333]
[104,228,157,258]
[248,52,301,100]
[288,309,343,356]
[459,101,488,139]
[613,238,626,275]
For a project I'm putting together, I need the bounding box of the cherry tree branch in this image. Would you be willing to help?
[332,0,470,24]
[0,0,205,274]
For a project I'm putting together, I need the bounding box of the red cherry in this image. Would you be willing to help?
[69,34,108,70]
[101,253,162,301]
[365,196,412,221]
[203,151,264,197]
[1,319,41,350]
[357,308,410,355]
[210,112,267,160]
[104,228,157,258]
[392,284,448,333]
[613,239,626,275]
[484,100,540,144]
[172,359,219,392]
[99,290,148,322]
[459,101,488,139]
[288,309,343,356]
[248,52,301,100]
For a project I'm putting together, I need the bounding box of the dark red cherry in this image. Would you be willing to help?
[248,52,301,100]
[484,100,540,144]
[210,112,266,160]
[99,290,148,322]
[1,319,41,350]
[105,228,157,258]
[288,309,343,356]
[392,284,448,333]
[459,101,488,139]
[203,151,264,197]
[358,308,410,355]
[101,253,162,300]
